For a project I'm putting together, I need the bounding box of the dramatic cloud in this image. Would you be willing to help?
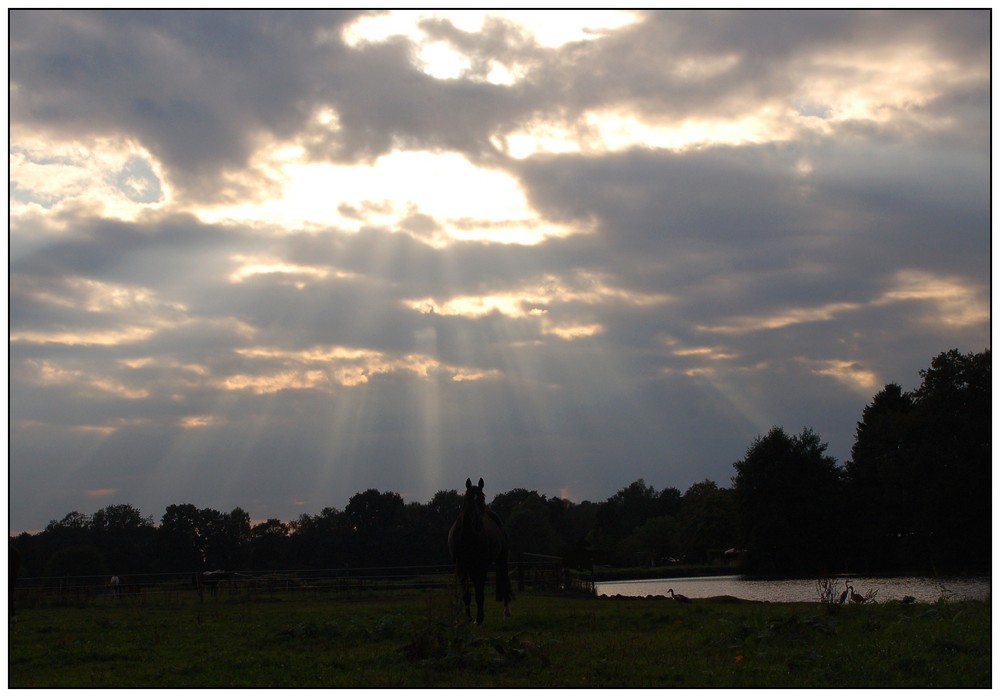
[8,10,990,532]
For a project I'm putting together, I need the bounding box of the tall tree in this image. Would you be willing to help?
[404,491,462,565]
[845,349,991,571]
[90,504,156,573]
[908,349,990,567]
[845,383,918,567]
[33,512,95,574]
[597,479,659,540]
[488,488,540,524]
[625,515,679,566]
[345,489,404,537]
[345,489,406,566]
[677,480,736,564]
[200,507,251,570]
[289,507,350,569]
[249,519,291,570]
[505,493,561,556]
[158,504,205,571]
[732,427,844,573]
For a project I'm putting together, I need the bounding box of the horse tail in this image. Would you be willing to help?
[496,538,514,604]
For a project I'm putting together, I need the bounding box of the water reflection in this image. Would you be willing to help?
[594,575,990,603]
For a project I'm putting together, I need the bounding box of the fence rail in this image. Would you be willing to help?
[13,556,583,608]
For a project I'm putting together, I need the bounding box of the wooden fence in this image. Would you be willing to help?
[12,556,572,609]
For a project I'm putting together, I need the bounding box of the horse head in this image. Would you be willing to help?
[463,477,487,532]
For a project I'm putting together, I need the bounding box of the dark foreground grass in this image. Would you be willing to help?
[8,587,990,688]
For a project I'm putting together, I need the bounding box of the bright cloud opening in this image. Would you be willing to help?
[879,270,988,328]
[792,42,987,129]
[10,277,189,346]
[802,358,880,394]
[695,269,987,338]
[493,38,983,159]
[196,146,577,246]
[227,256,335,287]
[495,105,803,159]
[342,10,641,84]
[9,131,169,222]
[24,359,151,399]
[697,301,863,335]
[223,344,500,394]
[409,272,674,321]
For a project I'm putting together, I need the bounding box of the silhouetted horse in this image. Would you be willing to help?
[448,477,513,624]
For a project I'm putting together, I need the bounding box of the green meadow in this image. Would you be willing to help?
[8,587,990,688]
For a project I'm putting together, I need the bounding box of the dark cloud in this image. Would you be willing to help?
[10,10,359,200]
[8,10,990,532]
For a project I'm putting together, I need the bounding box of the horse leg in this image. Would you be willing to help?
[461,574,472,622]
[497,543,513,619]
[474,571,486,625]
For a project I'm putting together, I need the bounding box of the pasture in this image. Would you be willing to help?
[8,583,990,688]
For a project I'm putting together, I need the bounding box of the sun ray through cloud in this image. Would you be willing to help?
[7,9,989,532]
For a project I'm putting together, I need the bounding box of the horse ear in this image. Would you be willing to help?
[478,477,484,490]
[466,478,472,489]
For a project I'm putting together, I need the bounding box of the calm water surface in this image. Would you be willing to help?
[595,575,990,603]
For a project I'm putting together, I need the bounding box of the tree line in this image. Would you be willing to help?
[11,349,989,579]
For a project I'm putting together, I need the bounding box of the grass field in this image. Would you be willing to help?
[8,586,991,688]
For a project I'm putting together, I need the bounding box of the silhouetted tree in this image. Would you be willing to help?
[427,489,463,525]
[910,348,990,568]
[17,512,97,577]
[49,511,92,538]
[677,480,736,564]
[345,489,404,537]
[89,504,156,573]
[249,519,291,570]
[597,479,659,540]
[732,427,844,573]
[844,383,917,568]
[46,545,106,578]
[626,515,679,566]
[488,488,539,524]
[157,504,206,571]
[505,493,561,556]
[656,486,682,518]
[549,498,596,551]
[345,490,406,566]
[201,507,251,570]
[402,491,462,565]
[847,349,990,571]
[289,507,350,569]
[155,505,249,571]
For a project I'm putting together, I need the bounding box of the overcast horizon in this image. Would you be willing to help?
[8,10,991,533]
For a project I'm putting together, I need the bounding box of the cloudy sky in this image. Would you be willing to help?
[8,10,991,533]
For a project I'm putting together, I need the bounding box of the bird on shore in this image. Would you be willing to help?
[849,585,866,604]
[838,580,850,605]
[667,588,691,603]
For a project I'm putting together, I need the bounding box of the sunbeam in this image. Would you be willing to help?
[9,10,988,532]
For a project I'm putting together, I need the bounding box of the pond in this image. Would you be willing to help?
[594,574,990,603]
